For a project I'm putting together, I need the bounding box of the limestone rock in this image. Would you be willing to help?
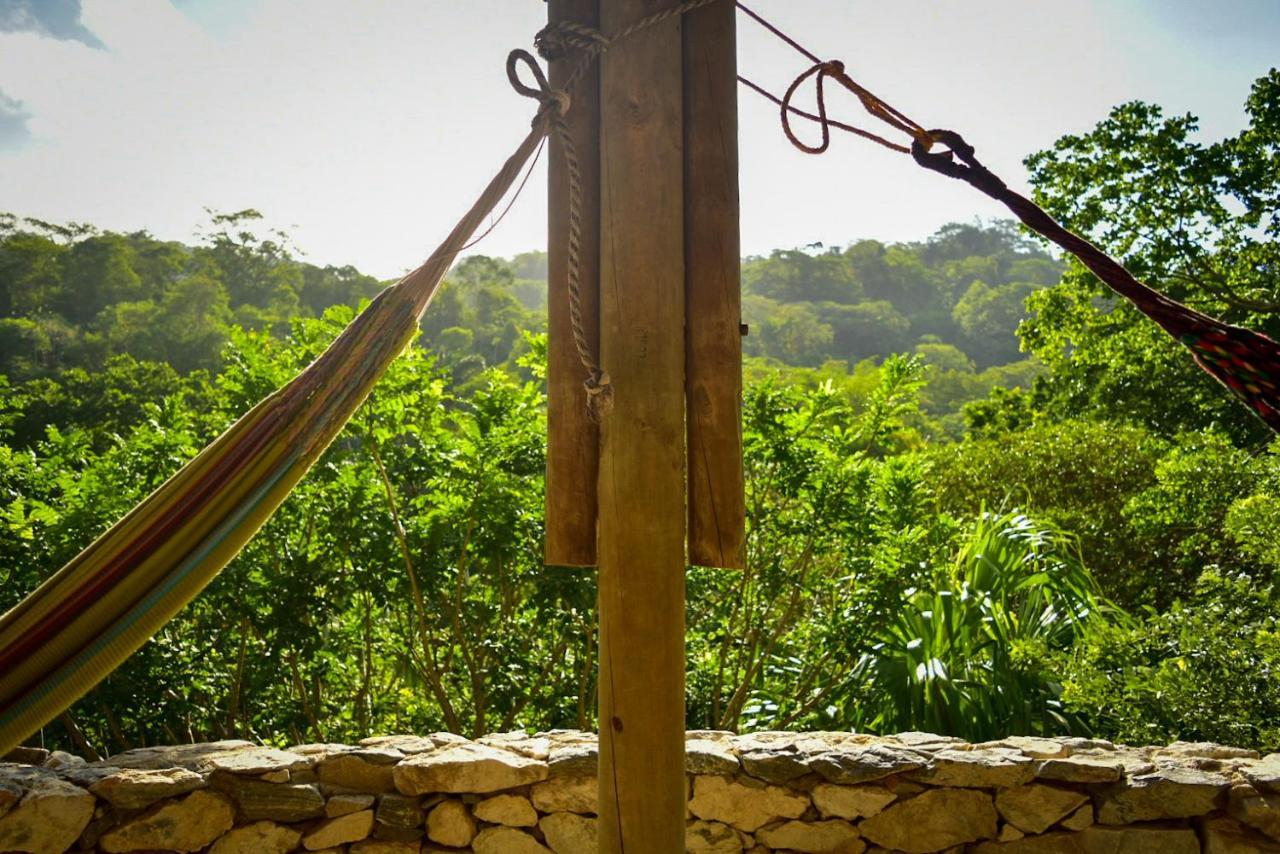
[88,766,205,809]
[531,774,597,814]
[351,841,422,854]
[1244,754,1280,794]
[688,774,808,832]
[998,824,1025,841]
[547,742,598,777]
[209,820,303,854]
[41,750,83,770]
[302,808,375,850]
[426,799,476,847]
[1079,824,1200,853]
[317,751,400,793]
[995,784,1089,834]
[100,789,234,853]
[359,735,446,754]
[0,779,18,819]
[1096,765,1228,823]
[686,819,745,853]
[541,811,597,853]
[480,731,552,761]
[1035,756,1124,784]
[1061,803,1094,831]
[1203,816,1280,852]
[859,788,997,853]
[209,773,325,821]
[810,783,896,820]
[755,819,864,854]
[910,747,1036,789]
[741,746,813,783]
[474,792,538,826]
[687,739,740,775]
[473,825,554,853]
[972,831,1080,853]
[99,740,254,771]
[394,742,548,795]
[809,743,930,784]
[1158,741,1258,761]
[203,745,312,775]
[376,792,424,829]
[3,747,49,765]
[1230,791,1280,841]
[975,737,1072,759]
[327,792,376,816]
[893,731,967,750]
[0,766,95,854]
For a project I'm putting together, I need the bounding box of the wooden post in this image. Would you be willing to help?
[596,0,687,849]
[684,0,745,569]
[545,0,602,568]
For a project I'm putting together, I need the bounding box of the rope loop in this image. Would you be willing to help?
[506,49,571,124]
[780,61,836,155]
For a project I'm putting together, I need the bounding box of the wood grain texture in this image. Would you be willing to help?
[596,0,688,849]
[545,0,602,568]
[683,0,745,569]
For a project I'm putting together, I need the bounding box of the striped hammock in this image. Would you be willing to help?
[0,122,548,757]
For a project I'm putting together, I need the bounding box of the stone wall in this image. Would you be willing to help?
[2,730,1279,853]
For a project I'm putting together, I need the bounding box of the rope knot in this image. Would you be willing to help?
[584,370,614,421]
[822,59,845,76]
[507,49,573,127]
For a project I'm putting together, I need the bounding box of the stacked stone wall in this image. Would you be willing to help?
[2,730,1279,852]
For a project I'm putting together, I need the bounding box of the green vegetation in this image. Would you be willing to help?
[2,69,1277,755]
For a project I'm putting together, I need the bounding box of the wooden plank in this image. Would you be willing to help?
[596,0,687,849]
[545,0,602,568]
[683,0,745,569]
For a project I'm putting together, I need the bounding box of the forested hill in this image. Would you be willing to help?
[0,212,1056,438]
[3,69,1279,755]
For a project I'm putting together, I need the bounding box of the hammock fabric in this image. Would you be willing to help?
[912,130,1280,434]
[0,105,553,756]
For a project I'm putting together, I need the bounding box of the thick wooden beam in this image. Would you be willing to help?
[545,0,602,568]
[596,0,687,849]
[684,0,745,569]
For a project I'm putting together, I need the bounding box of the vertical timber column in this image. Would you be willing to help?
[546,0,601,568]
[596,0,687,850]
[684,0,745,569]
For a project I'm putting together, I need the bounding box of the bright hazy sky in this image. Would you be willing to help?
[1,1,1277,279]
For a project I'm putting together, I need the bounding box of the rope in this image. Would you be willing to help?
[912,129,1280,432]
[734,5,1280,434]
[532,0,728,420]
[734,2,933,156]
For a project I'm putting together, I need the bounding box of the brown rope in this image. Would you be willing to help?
[532,0,728,419]
[737,74,910,153]
[912,129,1280,432]
[735,2,933,156]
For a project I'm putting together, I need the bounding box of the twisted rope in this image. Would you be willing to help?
[532,0,728,420]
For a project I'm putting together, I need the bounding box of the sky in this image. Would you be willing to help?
[0,0,1277,279]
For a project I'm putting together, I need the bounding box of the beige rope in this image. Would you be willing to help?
[535,0,730,420]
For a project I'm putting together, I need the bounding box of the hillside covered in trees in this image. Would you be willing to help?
[2,70,1278,757]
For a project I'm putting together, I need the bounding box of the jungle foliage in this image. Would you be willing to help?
[1,70,1278,755]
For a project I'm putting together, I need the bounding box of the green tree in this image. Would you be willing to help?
[1021,70,1280,442]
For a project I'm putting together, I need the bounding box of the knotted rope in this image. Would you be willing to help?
[507,47,612,420]
[735,3,1280,433]
[530,0,728,420]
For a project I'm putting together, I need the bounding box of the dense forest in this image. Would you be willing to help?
[2,69,1277,757]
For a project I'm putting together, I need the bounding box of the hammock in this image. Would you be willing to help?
[0,98,554,757]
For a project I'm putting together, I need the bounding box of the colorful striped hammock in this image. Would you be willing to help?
[0,117,550,757]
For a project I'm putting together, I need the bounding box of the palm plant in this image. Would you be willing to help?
[850,510,1124,740]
